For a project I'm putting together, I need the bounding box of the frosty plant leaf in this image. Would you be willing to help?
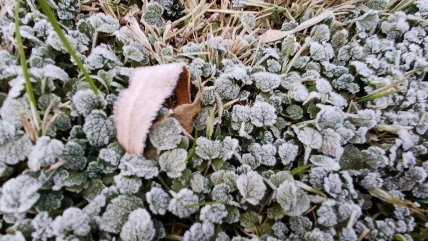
[114,63,201,155]
[37,0,99,95]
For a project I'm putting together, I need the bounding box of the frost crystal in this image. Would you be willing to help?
[149,118,182,150]
[168,189,199,218]
[200,204,228,224]
[120,208,155,241]
[28,136,64,171]
[236,171,266,205]
[250,101,277,127]
[52,207,90,236]
[251,72,281,93]
[0,175,41,214]
[159,148,187,178]
[119,154,159,179]
[196,137,222,160]
[72,89,106,117]
[220,136,240,160]
[83,110,115,147]
[276,181,310,216]
[146,186,171,215]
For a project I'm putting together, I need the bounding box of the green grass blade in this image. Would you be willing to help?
[15,0,41,132]
[37,0,99,95]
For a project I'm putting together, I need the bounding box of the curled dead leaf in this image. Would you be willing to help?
[113,63,201,155]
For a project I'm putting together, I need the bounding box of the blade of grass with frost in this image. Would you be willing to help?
[37,0,98,95]
[15,0,40,132]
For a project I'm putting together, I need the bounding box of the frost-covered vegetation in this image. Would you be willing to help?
[0,0,428,240]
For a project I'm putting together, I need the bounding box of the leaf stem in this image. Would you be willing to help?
[15,0,41,132]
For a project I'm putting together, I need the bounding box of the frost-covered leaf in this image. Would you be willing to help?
[99,195,144,233]
[168,188,199,218]
[89,13,120,33]
[195,137,222,160]
[119,154,159,179]
[83,110,115,147]
[295,127,322,149]
[120,208,155,241]
[28,136,64,171]
[146,186,171,215]
[250,101,277,127]
[276,181,310,216]
[72,89,106,117]
[310,155,340,171]
[52,207,90,236]
[251,72,281,93]
[149,118,182,151]
[237,171,266,205]
[0,121,32,165]
[200,204,228,224]
[278,142,299,165]
[159,148,187,178]
[0,175,41,214]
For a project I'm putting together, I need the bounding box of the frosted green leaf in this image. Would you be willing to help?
[119,154,159,179]
[276,181,310,216]
[146,186,171,215]
[251,72,281,93]
[159,148,187,178]
[215,78,240,100]
[85,44,122,70]
[52,207,90,236]
[190,172,211,193]
[168,188,199,218]
[28,136,64,171]
[249,143,277,166]
[143,2,164,27]
[195,137,222,160]
[149,118,182,150]
[83,110,115,147]
[200,204,228,224]
[72,89,106,117]
[114,175,142,194]
[356,12,379,34]
[278,142,299,165]
[59,141,87,170]
[0,121,32,165]
[183,222,215,241]
[89,13,120,33]
[221,136,240,160]
[0,175,41,214]
[99,195,144,234]
[309,155,340,171]
[295,127,322,149]
[123,42,150,64]
[99,143,124,166]
[237,171,266,205]
[250,101,277,127]
[120,208,155,241]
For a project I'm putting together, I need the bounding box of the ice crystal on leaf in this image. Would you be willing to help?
[0,175,41,215]
[89,13,120,33]
[250,101,277,127]
[28,136,64,171]
[119,154,159,179]
[195,137,222,160]
[52,207,90,237]
[251,72,281,93]
[146,186,171,215]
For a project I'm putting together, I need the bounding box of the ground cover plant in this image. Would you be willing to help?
[0,0,428,240]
